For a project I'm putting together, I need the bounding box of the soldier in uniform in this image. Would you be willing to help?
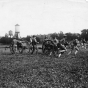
[30,35,39,54]
[53,37,59,46]
[57,40,67,57]
[12,37,18,52]
[81,38,86,49]
[68,39,79,55]
[60,35,67,51]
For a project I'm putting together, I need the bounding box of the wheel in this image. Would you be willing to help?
[42,39,55,55]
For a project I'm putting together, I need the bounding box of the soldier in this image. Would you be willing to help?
[53,37,59,46]
[44,36,48,41]
[81,38,86,49]
[49,37,59,56]
[30,35,39,54]
[60,35,67,51]
[57,40,67,57]
[68,39,79,55]
[12,37,18,52]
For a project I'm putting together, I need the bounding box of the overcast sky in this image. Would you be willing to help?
[0,0,88,37]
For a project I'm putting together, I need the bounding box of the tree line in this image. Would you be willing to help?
[0,29,88,44]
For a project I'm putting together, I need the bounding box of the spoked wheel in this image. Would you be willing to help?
[42,39,55,55]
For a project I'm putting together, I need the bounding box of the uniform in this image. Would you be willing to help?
[12,38,18,52]
[53,37,59,46]
[81,39,86,49]
[68,39,79,55]
[30,36,38,54]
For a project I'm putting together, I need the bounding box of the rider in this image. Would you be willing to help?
[68,39,79,55]
[30,35,38,54]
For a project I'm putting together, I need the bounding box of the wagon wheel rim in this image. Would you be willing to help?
[42,39,55,55]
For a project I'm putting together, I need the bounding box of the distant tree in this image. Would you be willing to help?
[9,30,13,38]
[0,37,12,45]
[65,33,73,41]
[81,29,88,40]
[58,31,64,39]
[50,33,58,39]
[25,36,31,41]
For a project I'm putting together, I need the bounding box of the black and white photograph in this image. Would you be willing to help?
[0,0,88,88]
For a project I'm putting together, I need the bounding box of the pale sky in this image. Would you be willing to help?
[0,0,88,37]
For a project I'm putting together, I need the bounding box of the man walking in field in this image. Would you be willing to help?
[30,35,39,54]
[12,37,18,52]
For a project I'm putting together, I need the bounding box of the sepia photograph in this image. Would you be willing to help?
[0,0,88,88]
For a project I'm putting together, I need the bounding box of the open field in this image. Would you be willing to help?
[0,45,88,88]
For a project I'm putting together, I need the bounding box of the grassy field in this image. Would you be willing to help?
[0,45,88,88]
